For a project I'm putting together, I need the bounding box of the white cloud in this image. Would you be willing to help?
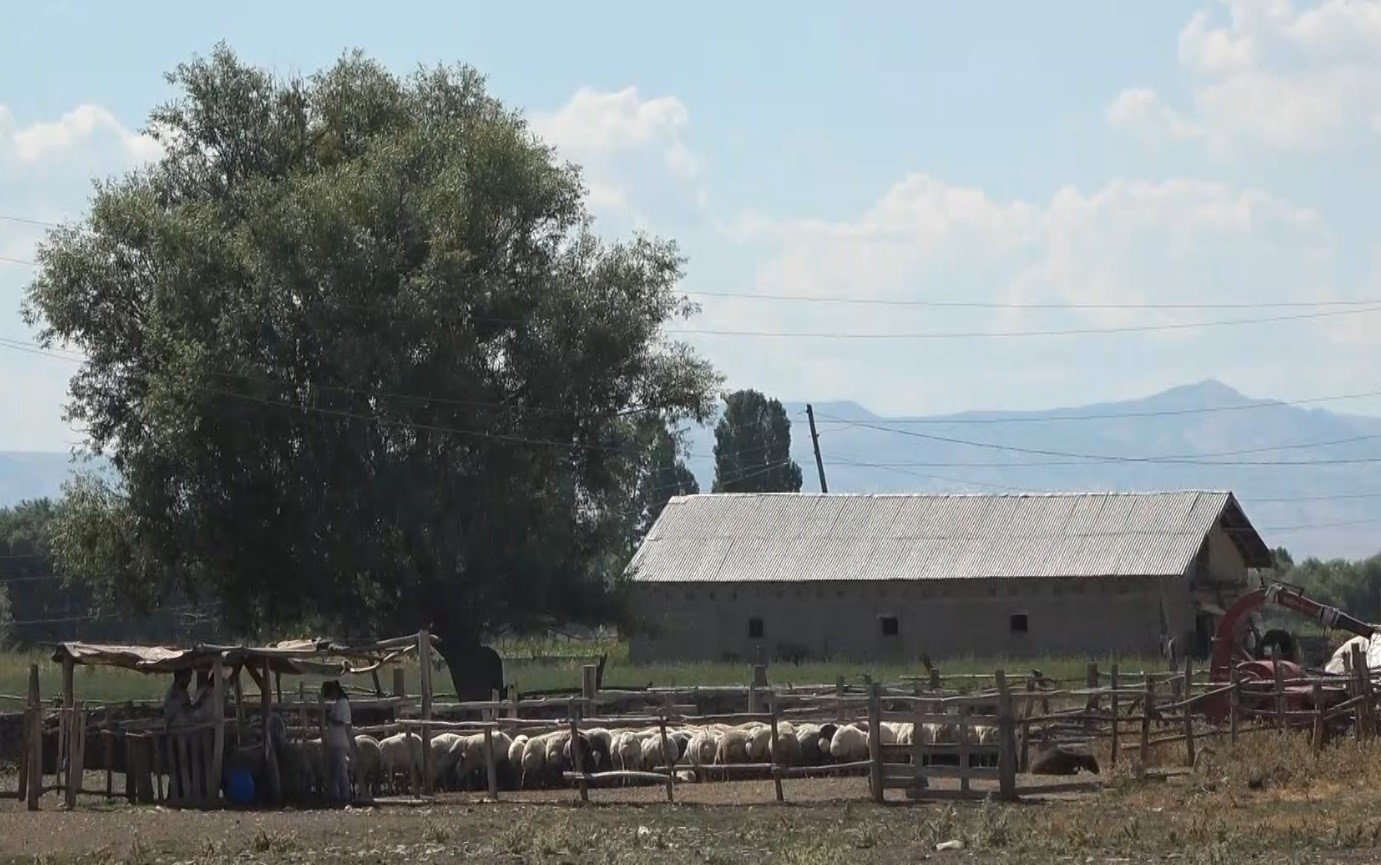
[690,172,1343,417]
[530,87,704,223]
[1104,88,1205,148]
[0,103,159,451]
[0,104,162,178]
[1109,0,1381,154]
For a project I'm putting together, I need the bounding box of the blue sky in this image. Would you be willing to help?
[3,0,1381,450]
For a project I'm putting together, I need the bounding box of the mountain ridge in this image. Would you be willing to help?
[4,380,1379,558]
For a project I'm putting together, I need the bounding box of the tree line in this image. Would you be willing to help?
[0,386,804,651]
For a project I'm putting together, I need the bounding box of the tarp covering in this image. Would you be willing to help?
[52,634,432,675]
[1324,635,1381,675]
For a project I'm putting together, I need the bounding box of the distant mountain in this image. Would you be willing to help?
[7,380,1380,558]
[681,380,1381,560]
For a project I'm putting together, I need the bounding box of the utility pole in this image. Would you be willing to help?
[805,403,829,493]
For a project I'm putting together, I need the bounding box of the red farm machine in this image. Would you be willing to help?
[1203,581,1376,723]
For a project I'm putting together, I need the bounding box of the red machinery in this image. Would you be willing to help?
[1203,582,1376,722]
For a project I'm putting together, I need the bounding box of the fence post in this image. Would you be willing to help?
[211,655,225,807]
[27,664,41,811]
[581,665,598,719]
[484,726,499,800]
[569,716,588,803]
[995,670,1016,802]
[867,682,883,804]
[1084,663,1099,735]
[1020,676,1034,772]
[1109,663,1120,767]
[1272,646,1286,731]
[1181,655,1195,767]
[768,692,784,804]
[509,685,520,721]
[392,668,406,700]
[835,676,846,723]
[1139,676,1153,769]
[1312,681,1325,750]
[418,630,434,795]
[657,715,675,803]
[1229,664,1240,745]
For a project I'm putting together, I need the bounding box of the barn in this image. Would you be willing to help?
[625,491,1273,663]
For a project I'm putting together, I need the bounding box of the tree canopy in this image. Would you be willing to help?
[627,419,699,546]
[23,45,720,695]
[711,389,803,494]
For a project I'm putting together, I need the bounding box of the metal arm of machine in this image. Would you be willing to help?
[1209,582,1376,682]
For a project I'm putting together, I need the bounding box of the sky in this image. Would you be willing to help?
[3,0,1381,451]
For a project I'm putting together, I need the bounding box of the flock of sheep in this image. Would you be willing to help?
[340,718,1001,796]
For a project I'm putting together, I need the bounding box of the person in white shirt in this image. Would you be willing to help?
[322,680,355,803]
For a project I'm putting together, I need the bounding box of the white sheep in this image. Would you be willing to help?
[685,731,718,767]
[770,728,801,766]
[353,735,383,797]
[507,734,528,769]
[379,731,423,790]
[612,731,643,772]
[431,732,464,784]
[640,734,674,769]
[745,724,772,762]
[714,727,752,764]
[829,724,869,761]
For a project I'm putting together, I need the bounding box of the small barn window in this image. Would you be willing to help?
[1010,614,1029,634]
[748,617,765,639]
[880,616,899,637]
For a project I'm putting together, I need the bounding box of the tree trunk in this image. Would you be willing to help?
[434,635,505,706]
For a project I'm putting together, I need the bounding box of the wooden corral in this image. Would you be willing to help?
[8,646,1381,811]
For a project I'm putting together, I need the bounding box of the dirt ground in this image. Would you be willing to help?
[4,764,1381,865]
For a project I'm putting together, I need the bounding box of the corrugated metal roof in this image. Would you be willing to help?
[628,491,1268,583]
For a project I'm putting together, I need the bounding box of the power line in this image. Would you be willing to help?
[671,304,1381,339]
[681,288,1381,311]
[818,414,1381,467]
[815,388,1381,426]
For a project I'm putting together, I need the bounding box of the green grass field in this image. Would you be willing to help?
[0,640,1164,706]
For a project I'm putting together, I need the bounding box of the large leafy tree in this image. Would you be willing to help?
[712,389,803,493]
[24,45,719,697]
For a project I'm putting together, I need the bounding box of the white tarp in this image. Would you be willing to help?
[1324,634,1381,674]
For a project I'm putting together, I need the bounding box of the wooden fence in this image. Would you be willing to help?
[14,647,1381,810]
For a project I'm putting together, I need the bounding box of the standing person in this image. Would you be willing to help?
[163,669,193,725]
[322,680,355,803]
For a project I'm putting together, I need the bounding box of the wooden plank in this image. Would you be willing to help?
[1109,664,1120,767]
[418,630,433,795]
[914,765,1001,781]
[1182,656,1195,767]
[483,727,498,800]
[768,692,784,803]
[211,655,225,807]
[996,670,1017,802]
[657,715,675,803]
[867,683,883,803]
[569,717,588,802]
[905,787,999,801]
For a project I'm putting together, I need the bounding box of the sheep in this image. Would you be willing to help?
[432,733,465,786]
[612,731,643,772]
[795,723,826,766]
[971,725,999,746]
[925,722,958,744]
[829,724,869,761]
[584,728,613,773]
[770,728,801,767]
[508,734,528,769]
[519,735,548,787]
[641,734,675,769]
[352,735,383,798]
[1030,745,1099,776]
[815,724,839,761]
[379,731,423,791]
[685,730,718,768]
[745,724,772,762]
[562,730,600,774]
[714,727,752,765]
